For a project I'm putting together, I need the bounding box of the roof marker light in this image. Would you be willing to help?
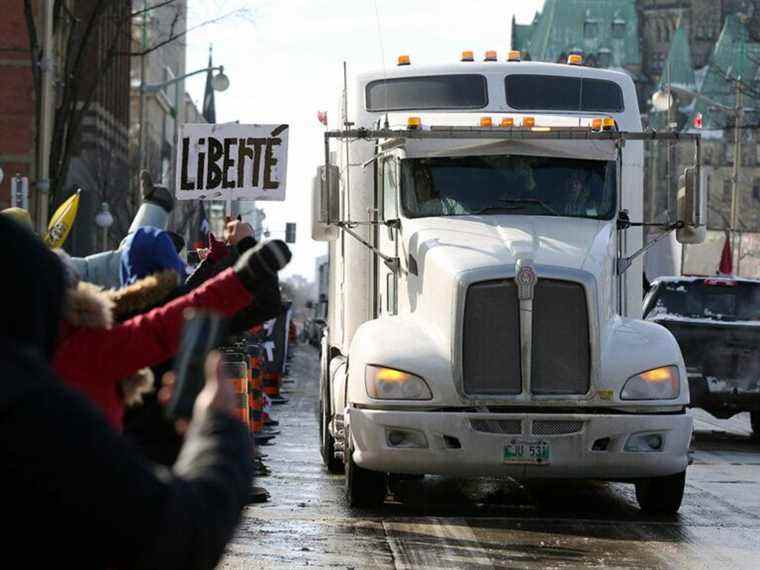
[591,118,603,130]
[508,50,521,62]
[461,50,474,62]
[522,116,535,128]
[407,116,421,129]
[602,117,616,130]
[500,117,514,127]
[567,54,583,65]
[484,50,497,61]
[480,117,493,127]
[397,55,410,66]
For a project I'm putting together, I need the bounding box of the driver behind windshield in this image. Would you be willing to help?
[562,171,593,217]
[401,155,614,220]
[413,162,467,216]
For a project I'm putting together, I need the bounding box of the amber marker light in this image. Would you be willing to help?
[484,50,497,61]
[508,50,521,62]
[397,55,411,66]
[567,54,583,65]
[522,116,536,128]
[480,117,493,127]
[407,116,421,129]
[500,117,514,127]
[461,50,474,62]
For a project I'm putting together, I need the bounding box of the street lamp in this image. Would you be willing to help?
[134,64,231,172]
[652,81,745,273]
[94,202,114,251]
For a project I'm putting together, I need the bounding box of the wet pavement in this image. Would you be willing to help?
[221,345,760,569]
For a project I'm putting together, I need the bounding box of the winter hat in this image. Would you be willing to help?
[0,215,65,359]
[120,226,187,286]
[0,207,33,231]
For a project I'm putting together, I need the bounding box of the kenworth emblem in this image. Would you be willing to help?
[515,258,538,301]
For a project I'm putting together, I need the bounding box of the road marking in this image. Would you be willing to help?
[383,517,494,569]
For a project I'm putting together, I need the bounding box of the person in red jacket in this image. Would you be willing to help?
[53,240,291,430]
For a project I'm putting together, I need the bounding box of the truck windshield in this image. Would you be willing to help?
[647,280,760,322]
[400,155,616,220]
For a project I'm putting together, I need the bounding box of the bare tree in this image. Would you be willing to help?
[22,0,250,214]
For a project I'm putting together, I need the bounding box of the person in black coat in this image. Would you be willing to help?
[0,215,253,569]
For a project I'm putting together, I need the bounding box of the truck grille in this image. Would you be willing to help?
[532,420,584,435]
[462,278,590,396]
[470,419,522,434]
[462,280,521,395]
[531,280,591,395]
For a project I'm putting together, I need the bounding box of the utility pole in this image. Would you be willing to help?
[138,0,148,171]
[730,78,742,274]
[36,0,55,233]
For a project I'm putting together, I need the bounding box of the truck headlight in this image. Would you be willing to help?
[365,365,432,400]
[620,366,680,400]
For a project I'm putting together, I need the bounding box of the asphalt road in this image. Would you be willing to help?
[221,345,760,569]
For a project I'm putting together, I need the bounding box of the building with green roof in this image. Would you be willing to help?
[510,0,641,72]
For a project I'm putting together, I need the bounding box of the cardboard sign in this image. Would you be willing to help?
[176,123,288,201]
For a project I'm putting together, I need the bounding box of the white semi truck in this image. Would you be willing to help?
[311,53,705,514]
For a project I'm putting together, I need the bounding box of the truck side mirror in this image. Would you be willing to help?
[311,165,340,242]
[676,166,706,244]
[382,159,399,222]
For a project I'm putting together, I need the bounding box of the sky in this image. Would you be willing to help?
[185,0,545,281]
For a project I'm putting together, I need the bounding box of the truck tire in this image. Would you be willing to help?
[319,382,343,473]
[634,471,686,515]
[751,412,760,439]
[345,425,387,508]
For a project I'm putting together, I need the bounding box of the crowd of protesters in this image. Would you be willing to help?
[0,172,291,569]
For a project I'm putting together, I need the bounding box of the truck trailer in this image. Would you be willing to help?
[312,54,706,514]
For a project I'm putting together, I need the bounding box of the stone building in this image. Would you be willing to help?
[512,1,760,275]
[0,1,131,256]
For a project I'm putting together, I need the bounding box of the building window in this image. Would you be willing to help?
[753,178,760,201]
[612,18,626,39]
[723,178,733,203]
[584,20,599,39]
[597,48,612,67]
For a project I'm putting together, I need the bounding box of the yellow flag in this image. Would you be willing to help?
[44,188,81,249]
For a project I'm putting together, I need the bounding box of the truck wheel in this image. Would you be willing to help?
[634,471,686,515]
[319,380,343,473]
[345,426,387,508]
[319,398,344,473]
[751,412,760,439]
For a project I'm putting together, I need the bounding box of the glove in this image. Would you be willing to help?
[140,170,174,213]
[207,232,229,263]
[234,240,291,292]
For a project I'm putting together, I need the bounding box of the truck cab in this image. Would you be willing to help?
[312,55,705,514]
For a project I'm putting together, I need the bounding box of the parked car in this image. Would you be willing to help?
[644,276,760,435]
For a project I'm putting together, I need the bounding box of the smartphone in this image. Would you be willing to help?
[167,310,227,420]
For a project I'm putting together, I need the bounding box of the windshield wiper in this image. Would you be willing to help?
[475,198,560,216]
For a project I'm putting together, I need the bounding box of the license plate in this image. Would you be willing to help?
[503,439,550,464]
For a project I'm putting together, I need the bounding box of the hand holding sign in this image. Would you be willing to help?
[177,123,289,202]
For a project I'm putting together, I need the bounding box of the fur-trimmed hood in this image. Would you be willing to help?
[108,269,179,321]
[63,281,114,329]
[61,270,179,329]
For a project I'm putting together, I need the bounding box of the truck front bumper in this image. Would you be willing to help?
[348,408,692,480]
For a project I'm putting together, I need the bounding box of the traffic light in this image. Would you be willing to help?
[285,222,296,244]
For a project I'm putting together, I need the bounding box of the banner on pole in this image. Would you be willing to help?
[176,123,289,201]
